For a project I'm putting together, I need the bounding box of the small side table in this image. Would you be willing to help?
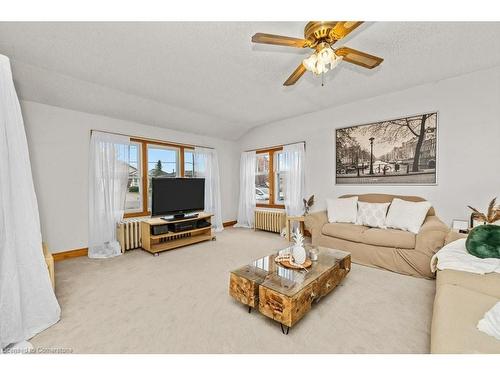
[286,215,305,241]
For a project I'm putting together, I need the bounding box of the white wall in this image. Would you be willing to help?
[239,66,500,226]
[21,101,240,253]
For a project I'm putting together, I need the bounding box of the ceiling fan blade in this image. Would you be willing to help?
[330,21,364,42]
[335,47,383,69]
[252,33,310,48]
[283,63,307,86]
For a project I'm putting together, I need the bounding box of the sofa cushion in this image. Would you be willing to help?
[321,222,368,243]
[356,201,390,229]
[385,198,432,234]
[437,269,500,299]
[327,196,358,224]
[361,228,416,249]
[431,284,500,353]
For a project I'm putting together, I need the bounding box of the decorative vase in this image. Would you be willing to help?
[466,224,500,259]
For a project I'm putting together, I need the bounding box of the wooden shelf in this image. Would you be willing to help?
[150,226,211,240]
[140,212,215,255]
[149,232,214,253]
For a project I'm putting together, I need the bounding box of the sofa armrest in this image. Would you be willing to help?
[305,210,328,238]
[415,216,450,256]
[444,231,468,245]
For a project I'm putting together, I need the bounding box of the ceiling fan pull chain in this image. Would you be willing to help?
[321,72,325,87]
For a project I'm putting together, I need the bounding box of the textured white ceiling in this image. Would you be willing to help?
[1,22,500,140]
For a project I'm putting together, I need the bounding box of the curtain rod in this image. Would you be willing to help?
[90,129,215,150]
[245,141,306,152]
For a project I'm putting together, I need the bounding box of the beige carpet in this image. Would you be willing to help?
[31,228,436,353]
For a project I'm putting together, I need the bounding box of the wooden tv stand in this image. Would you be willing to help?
[140,212,215,256]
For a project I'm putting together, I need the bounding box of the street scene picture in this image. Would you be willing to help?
[336,112,437,185]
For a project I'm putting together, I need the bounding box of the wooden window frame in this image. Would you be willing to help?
[124,137,193,218]
[256,146,285,209]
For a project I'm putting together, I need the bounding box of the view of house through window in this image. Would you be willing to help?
[147,145,179,210]
[255,148,284,207]
[184,150,194,177]
[255,153,270,204]
[118,136,198,217]
[123,142,142,213]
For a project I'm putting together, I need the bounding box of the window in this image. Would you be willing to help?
[121,137,196,218]
[124,142,142,213]
[147,145,179,209]
[275,151,285,204]
[255,153,270,204]
[255,147,284,208]
[184,150,195,177]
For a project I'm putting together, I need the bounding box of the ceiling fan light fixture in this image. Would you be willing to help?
[317,46,334,64]
[302,53,318,72]
[318,46,343,70]
[303,46,343,76]
[252,21,383,86]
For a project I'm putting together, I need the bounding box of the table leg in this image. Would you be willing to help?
[280,323,290,335]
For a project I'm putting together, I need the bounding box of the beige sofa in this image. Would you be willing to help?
[431,233,500,353]
[305,193,449,278]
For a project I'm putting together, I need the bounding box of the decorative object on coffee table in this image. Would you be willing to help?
[292,229,307,264]
[229,246,351,334]
[309,247,319,261]
[274,247,311,270]
[276,256,313,270]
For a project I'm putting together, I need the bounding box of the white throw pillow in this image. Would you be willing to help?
[385,198,432,234]
[356,201,390,229]
[327,196,358,224]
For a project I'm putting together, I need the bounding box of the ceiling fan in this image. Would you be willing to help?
[251,21,383,86]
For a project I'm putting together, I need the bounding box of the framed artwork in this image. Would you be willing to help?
[335,112,438,185]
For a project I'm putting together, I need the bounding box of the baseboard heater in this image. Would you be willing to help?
[254,209,286,234]
[117,218,145,251]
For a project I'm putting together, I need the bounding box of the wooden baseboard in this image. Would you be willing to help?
[54,220,237,261]
[53,247,88,262]
[223,220,237,228]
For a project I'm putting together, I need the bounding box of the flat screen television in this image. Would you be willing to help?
[151,177,205,217]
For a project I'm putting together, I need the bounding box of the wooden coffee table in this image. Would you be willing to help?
[229,246,351,334]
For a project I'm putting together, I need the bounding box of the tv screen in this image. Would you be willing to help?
[151,178,205,217]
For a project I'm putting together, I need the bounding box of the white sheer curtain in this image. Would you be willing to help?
[194,147,223,232]
[0,54,60,350]
[282,143,305,227]
[235,151,256,228]
[88,131,130,258]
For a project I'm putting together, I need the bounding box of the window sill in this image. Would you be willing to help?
[124,211,151,219]
[256,203,285,209]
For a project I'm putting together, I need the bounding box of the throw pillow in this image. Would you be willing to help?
[385,198,432,234]
[327,196,358,224]
[356,201,390,228]
[466,225,500,259]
